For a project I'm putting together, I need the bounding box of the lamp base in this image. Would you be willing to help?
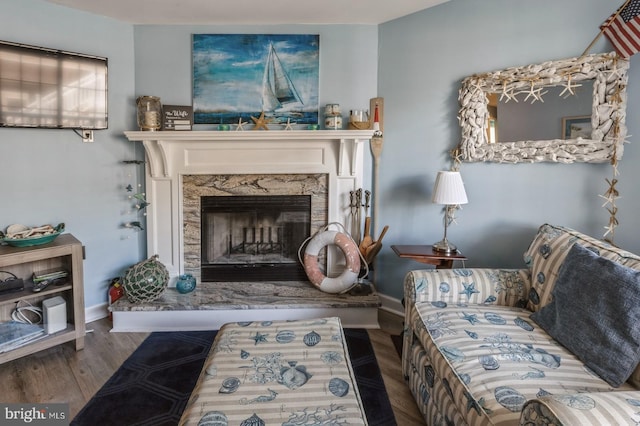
[432,239,458,254]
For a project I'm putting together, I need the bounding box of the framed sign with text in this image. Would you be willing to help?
[163,105,193,130]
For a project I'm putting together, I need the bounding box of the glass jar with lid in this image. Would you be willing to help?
[136,96,162,131]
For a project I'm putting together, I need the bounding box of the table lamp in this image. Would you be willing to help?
[432,171,468,253]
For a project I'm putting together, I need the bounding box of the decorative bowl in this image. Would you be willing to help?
[1,223,65,247]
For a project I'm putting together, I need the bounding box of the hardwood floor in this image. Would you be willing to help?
[0,310,425,425]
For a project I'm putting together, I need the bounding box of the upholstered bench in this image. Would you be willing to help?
[179,317,368,425]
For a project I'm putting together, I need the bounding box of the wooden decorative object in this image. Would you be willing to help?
[369,97,384,241]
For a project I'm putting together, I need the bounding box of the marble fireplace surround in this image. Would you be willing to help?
[118,130,378,331]
[125,130,374,279]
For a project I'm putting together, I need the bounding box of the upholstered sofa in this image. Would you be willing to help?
[402,223,640,425]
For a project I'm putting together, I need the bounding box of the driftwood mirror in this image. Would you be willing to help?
[457,52,629,163]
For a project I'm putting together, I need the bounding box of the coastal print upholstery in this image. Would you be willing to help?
[523,223,640,313]
[403,224,640,425]
[520,391,640,425]
[179,317,367,426]
[410,302,634,425]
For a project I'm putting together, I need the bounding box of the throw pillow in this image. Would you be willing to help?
[530,243,640,388]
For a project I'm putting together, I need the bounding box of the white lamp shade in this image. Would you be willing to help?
[431,171,468,205]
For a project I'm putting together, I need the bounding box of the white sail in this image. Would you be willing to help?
[261,44,303,111]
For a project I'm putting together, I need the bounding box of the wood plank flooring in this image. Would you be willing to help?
[0,310,425,425]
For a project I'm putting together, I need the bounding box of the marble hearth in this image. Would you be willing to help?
[114,130,379,331]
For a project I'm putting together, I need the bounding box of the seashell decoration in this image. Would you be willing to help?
[529,288,540,305]
[484,312,507,325]
[514,317,534,331]
[240,413,265,426]
[205,365,217,378]
[240,350,250,359]
[275,330,296,344]
[459,373,471,385]
[198,411,228,426]
[303,331,321,346]
[494,386,527,412]
[219,377,240,394]
[424,365,436,387]
[320,351,343,365]
[419,383,430,405]
[328,377,350,397]
[479,355,500,371]
[441,346,464,363]
[279,361,312,390]
[551,394,596,410]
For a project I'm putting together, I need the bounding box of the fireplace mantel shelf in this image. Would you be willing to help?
[125,129,375,142]
[125,130,375,179]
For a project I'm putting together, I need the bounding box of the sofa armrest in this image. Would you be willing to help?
[403,268,531,309]
[401,268,531,382]
[520,391,640,425]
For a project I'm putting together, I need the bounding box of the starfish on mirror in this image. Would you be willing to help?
[235,117,248,131]
[499,87,518,103]
[524,87,547,104]
[251,111,270,131]
[559,79,582,98]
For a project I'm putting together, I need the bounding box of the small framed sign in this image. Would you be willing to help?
[163,105,193,130]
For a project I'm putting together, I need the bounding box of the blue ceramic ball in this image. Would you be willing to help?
[176,274,196,294]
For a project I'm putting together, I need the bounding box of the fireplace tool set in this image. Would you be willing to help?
[349,188,389,266]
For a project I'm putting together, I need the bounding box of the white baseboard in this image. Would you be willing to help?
[85,302,108,324]
[378,293,404,317]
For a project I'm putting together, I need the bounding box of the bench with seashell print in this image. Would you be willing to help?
[178,317,367,426]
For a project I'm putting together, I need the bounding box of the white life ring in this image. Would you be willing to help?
[303,230,360,293]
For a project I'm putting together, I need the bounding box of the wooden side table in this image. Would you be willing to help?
[391,244,467,269]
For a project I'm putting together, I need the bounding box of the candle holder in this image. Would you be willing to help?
[136,96,162,131]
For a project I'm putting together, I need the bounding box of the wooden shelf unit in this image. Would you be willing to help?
[0,233,85,364]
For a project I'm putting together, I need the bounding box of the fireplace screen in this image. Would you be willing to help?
[201,195,311,281]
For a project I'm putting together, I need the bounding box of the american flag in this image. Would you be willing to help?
[601,0,640,58]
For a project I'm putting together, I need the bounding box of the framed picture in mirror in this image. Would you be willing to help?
[562,116,592,140]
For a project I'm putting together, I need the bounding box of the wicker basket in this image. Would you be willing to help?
[122,255,169,303]
[348,121,371,130]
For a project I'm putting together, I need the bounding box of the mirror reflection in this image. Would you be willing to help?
[486,82,593,143]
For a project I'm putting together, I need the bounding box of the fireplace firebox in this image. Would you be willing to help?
[201,195,311,281]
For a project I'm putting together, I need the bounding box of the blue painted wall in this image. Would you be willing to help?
[2,0,638,310]
[376,0,640,300]
[0,0,140,310]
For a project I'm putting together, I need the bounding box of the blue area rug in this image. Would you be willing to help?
[72,328,395,426]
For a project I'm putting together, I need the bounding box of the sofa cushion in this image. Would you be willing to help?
[523,224,640,313]
[410,301,633,425]
[530,243,640,387]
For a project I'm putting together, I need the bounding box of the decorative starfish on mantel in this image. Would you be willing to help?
[283,118,295,131]
[235,117,248,131]
[250,111,270,131]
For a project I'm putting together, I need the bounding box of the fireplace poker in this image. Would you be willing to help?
[349,191,357,241]
[355,188,363,244]
[364,190,371,219]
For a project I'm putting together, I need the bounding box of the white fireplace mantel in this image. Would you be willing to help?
[124,130,374,279]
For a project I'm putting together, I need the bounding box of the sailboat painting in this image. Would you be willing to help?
[193,34,319,126]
